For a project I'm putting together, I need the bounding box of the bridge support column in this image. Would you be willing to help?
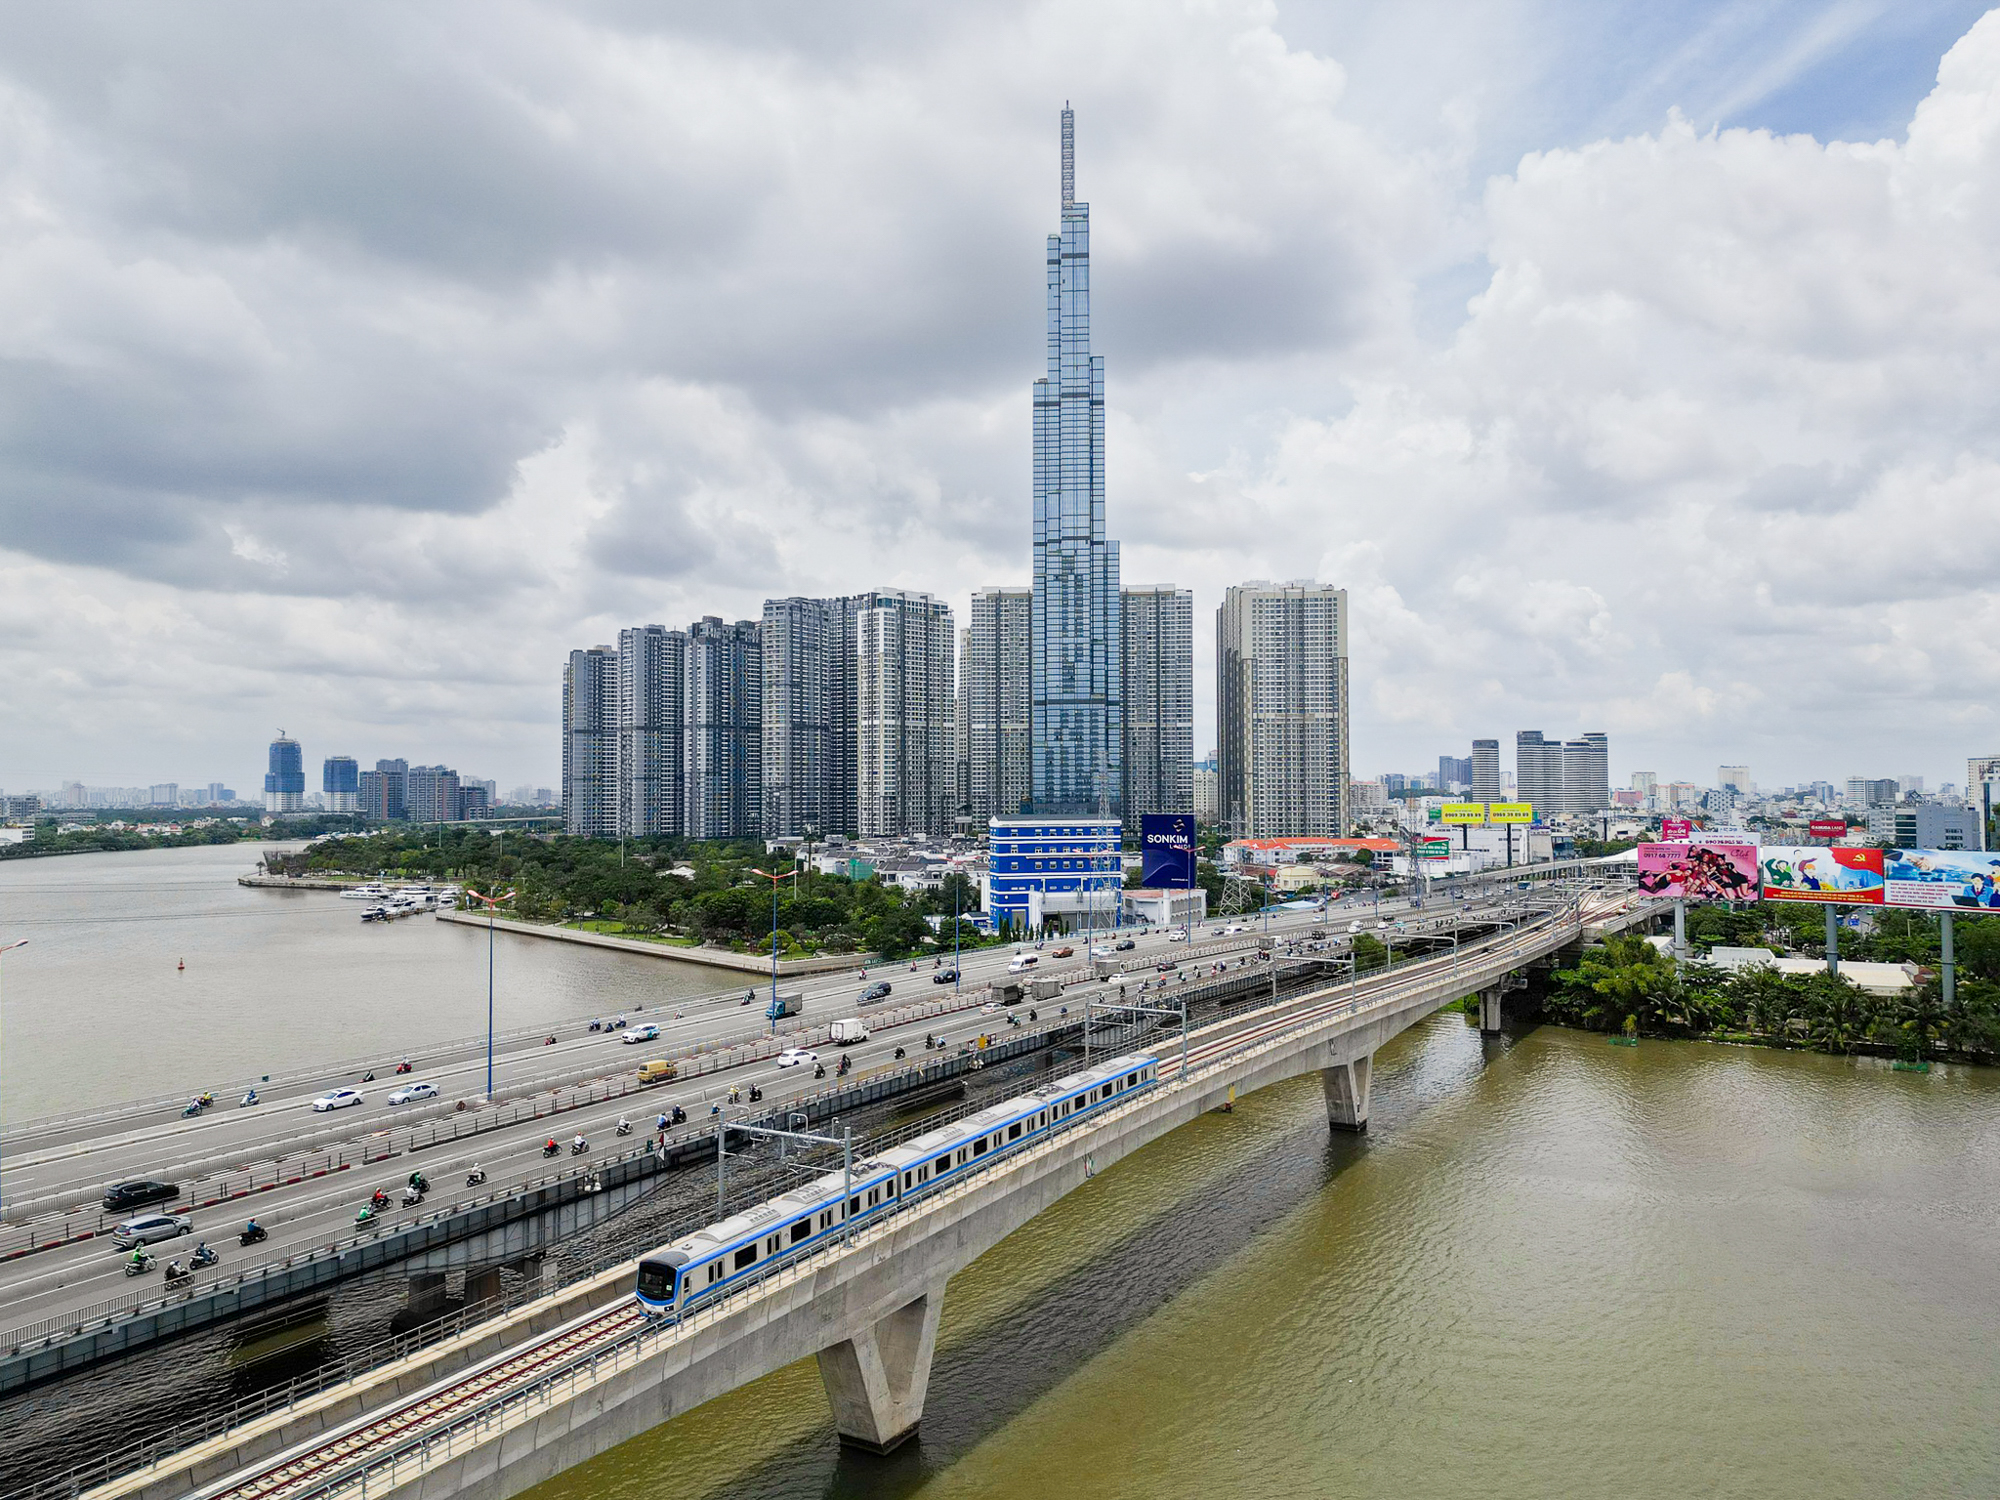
[816,1279,947,1453]
[1321,1054,1373,1133]
[465,1266,504,1306]
[406,1271,449,1319]
[1478,987,1504,1034]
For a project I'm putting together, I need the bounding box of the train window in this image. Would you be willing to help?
[637,1262,674,1301]
[903,1172,912,1190]
[869,1189,879,1205]
[709,1262,723,1284]
[1127,1073,1138,1088]
[735,1245,757,1271]
[973,1137,989,1156]
[791,1220,811,1244]
[1008,1122,1022,1140]
[849,1196,862,1215]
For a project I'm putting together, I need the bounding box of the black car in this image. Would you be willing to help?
[103,1179,179,1212]
[862,981,893,1001]
[932,969,959,985]
[1115,938,1136,951]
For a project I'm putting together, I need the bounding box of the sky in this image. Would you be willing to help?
[1,0,1996,797]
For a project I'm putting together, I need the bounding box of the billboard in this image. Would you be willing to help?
[1139,813,1196,889]
[1419,837,1451,858]
[1637,842,1760,900]
[1759,846,1884,905]
[1441,802,1487,825]
[1660,817,1693,841]
[1882,848,2000,910]
[1807,819,1849,841]
[1488,802,1533,824]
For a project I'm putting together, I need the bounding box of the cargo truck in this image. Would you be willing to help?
[829,1018,870,1045]
[764,990,803,1021]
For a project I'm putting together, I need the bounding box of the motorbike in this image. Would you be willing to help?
[369,1189,390,1211]
[466,1168,488,1187]
[197,1092,214,1107]
[615,1120,633,1137]
[893,1047,906,1060]
[240,1090,260,1107]
[671,1106,687,1126]
[191,1244,219,1268]
[124,1253,156,1277]
[182,1101,203,1118]
[588,1019,602,1032]
[400,1185,424,1208]
[813,1063,826,1080]
[355,1205,376,1226]
[544,1036,557,1046]
[836,1056,851,1077]
[164,1261,191,1285]
[394,1061,413,1075]
[747,1085,763,1103]
[543,1141,561,1158]
[570,1139,590,1156]
[239,1225,268,1247]
[407,1171,429,1194]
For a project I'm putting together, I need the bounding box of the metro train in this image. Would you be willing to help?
[634,1051,1160,1316]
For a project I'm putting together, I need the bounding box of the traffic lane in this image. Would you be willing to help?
[0,991,1036,1315]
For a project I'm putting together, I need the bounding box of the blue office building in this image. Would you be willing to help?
[322,755,359,813]
[264,732,305,813]
[982,816,1122,934]
[1031,105,1122,817]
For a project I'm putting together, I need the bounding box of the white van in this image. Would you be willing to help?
[1007,953,1041,974]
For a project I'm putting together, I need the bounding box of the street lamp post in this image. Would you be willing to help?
[751,868,800,1034]
[465,889,515,1100]
[0,939,25,1213]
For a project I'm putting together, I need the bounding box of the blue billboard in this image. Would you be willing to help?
[1140,813,1196,888]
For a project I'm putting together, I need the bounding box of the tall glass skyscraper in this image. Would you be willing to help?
[1031,104,1122,817]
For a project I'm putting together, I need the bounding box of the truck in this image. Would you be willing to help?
[764,990,803,1021]
[637,1059,678,1084]
[830,1018,870,1045]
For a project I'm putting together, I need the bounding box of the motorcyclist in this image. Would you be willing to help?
[572,1133,587,1152]
[244,1219,260,1237]
[616,1116,631,1133]
[545,1137,559,1154]
[129,1246,149,1270]
[656,1112,669,1132]
[242,1088,258,1105]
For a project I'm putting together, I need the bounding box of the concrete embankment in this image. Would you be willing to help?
[434,911,865,976]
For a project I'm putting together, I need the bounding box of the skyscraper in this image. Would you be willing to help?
[263,732,304,814]
[322,755,359,813]
[684,617,762,839]
[1120,585,1194,821]
[961,585,1033,822]
[359,758,408,821]
[619,625,686,837]
[406,764,462,823]
[1470,740,1501,802]
[1514,732,1561,817]
[1031,105,1122,817]
[761,597,839,839]
[1564,733,1610,812]
[1217,581,1350,838]
[855,591,956,836]
[563,647,619,837]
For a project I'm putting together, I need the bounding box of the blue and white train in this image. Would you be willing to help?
[634,1051,1159,1316]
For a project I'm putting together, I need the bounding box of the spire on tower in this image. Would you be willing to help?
[1061,102,1074,207]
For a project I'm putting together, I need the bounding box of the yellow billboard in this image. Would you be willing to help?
[1440,802,1487,825]
[1487,802,1533,824]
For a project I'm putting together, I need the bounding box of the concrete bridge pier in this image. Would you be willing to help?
[407,1271,450,1319]
[1478,987,1505,1034]
[815,1278,948,1453]
[1321,1054,1373,1133]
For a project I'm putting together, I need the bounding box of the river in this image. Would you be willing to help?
[523,1014,2000,1500]
[0,844,730,1122]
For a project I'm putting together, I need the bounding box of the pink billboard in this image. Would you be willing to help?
[1637,842,1760,901]
[1660,817,1693,841]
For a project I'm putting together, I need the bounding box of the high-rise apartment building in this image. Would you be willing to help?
[619,625,685,837]
[1031,106,1122,817]
[1193,763,1220,824]
[563,646,620,837]
[855,591,956,837]
[1565,733,1611,812]
[322,756,359,813]
[1217,581,1351,838]
[961,586,1034,822]
[1120,585,1194,822]
[1718,765,1750,794]
[1437,755,1472,791]
[406,764,462,824]
[1514,732,1562,818]
[684,618,762,839]
[1845,777,1898,809]
[359,758,408,821]
[263,733,304,814]
[761,597,843,838]
[1470,740,1501,802]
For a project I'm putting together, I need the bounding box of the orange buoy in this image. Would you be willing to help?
[178,959,185,971]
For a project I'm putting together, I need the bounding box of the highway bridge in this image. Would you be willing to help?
[65,883,1659,1500]
[1,889,1543,1391]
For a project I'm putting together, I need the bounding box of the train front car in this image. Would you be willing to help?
[635,1249,688,1315]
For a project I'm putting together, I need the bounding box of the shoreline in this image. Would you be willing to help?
[434,909,868,976]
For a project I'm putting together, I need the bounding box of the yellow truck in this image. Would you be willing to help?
[637,1059,678,1084]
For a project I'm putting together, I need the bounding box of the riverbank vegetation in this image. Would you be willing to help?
[266,828,997,961]
[0,812,356,859]
[1540,909,2000,1063]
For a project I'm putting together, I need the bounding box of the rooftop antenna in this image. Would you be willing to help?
[1061,102,1075,207]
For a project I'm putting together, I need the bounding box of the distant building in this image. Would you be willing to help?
[563,646,620,838]
[684,617,762,839]
[406,765,462,824]
[1120,585,1194,823]
[1193,764,1220,824]
[359,758,408,822]
[1866,804,1983,850]
[1846,777,1898,809]
[147,783,178,807]
[1217,581,1351,838]
[1515,729,1609,816]
[1565,733,1611,812]
[961,586,1033,823]
[1718,765,1751,794]
[619,624,686,837]
[459,783,490,820]
[263,733,304,814]
[1437,755,1472,791]
[760,597,849,839]
[322,756,359,813]
[1470,739,1501,802]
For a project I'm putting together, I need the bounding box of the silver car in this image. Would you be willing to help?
[113,1212,192,1248]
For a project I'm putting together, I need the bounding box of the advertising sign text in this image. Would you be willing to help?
[1139,813,1196,889]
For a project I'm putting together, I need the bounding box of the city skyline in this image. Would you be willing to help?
[3,7,1998,793]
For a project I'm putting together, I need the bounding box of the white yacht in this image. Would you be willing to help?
[341,882,393,901]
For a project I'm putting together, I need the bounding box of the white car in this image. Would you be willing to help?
[1090,944,1114,957]
[311,1088,365,1112]
[1167,930,1189,942]
[775,1048,818,1068]
[113,1212,192,1248]
[387,1081,439,1106]
[622,1024,661,1044]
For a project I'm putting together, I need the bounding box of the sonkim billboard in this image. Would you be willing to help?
[1139,813,1196,889]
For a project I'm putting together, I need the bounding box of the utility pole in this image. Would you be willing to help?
[465,889,515,1099]
[0,939,26,1212]
[751,867,800,1034]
